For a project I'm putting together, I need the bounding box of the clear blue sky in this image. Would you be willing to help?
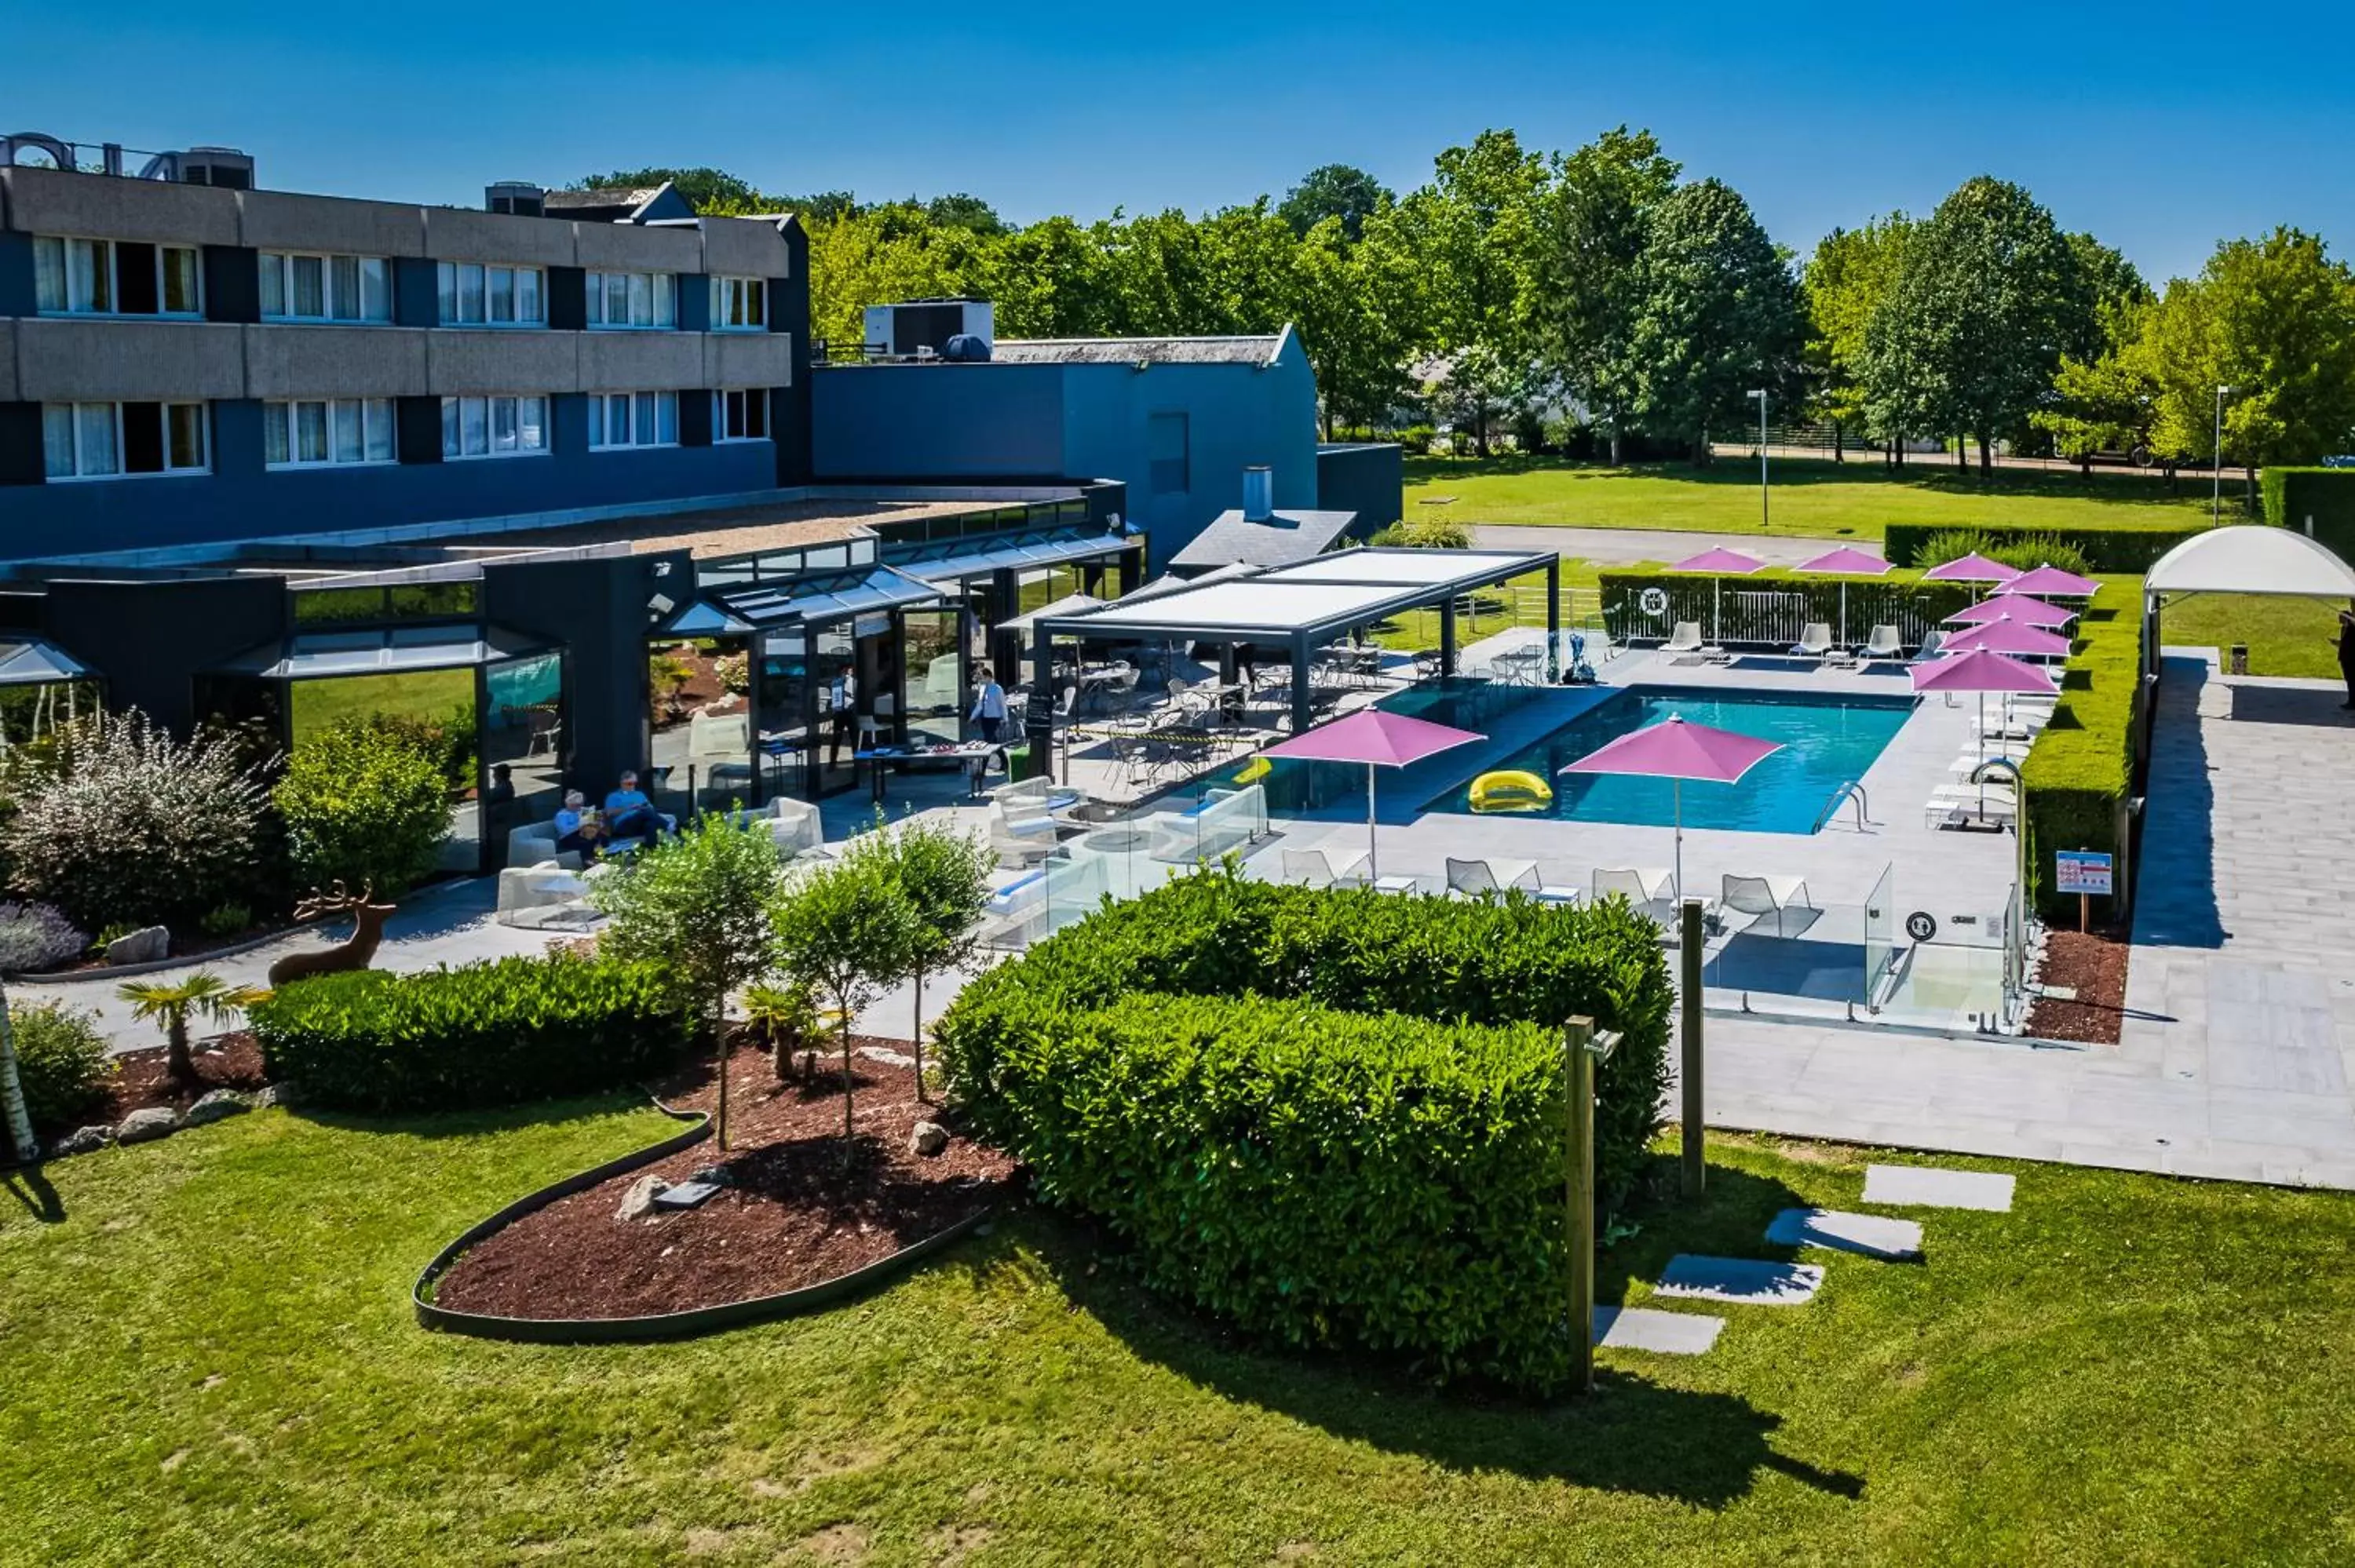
[14,1,2346,286]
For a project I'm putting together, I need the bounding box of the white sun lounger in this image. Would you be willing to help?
[1721,873,1816,938]
[1791,623,1836,662]
[1925,784,2019,829]
[1447,857,1580,903]
[1283,847,1371,889]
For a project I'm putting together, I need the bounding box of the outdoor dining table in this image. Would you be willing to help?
[854,740,1006,804]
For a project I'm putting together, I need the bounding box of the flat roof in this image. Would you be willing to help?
[457,498,980,561]
[1254,548,1551,589]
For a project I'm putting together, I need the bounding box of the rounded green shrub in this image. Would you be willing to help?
[10,1001,115,1132]
[275,719,452,898]
[936,870,1674,1395]
[249,953,692,1114]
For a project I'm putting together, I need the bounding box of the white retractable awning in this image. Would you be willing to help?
[2147,527,2355,598]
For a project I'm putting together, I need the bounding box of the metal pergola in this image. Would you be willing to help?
[1027,545,1560,742]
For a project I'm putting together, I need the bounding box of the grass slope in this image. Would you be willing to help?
[2161,593,2348,681]
[5,1108,2355,1564]
[1404,456,2224,541]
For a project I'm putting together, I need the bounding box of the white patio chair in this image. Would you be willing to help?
[1661,622,1705,656]
[1856,625,1904,667]
[1791,623,1835,661]
[1721,873,1816,937]
[1282,847,1370,888]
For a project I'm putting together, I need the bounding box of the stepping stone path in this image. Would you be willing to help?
[1653,1254,1824,1306]
[1765,1207,1925,1262]
[1593,1305,1724,1355]
[1861,1163,2015,1212]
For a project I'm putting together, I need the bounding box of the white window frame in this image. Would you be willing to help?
[710,275,768,331]
[264,398,397,469]
[590,390,680,450]
[712,388,772,443]
[434,261,548,327]
[42,401,209,481]
[437,395,551,461]
[32,235,203,318]
[260,251,392,324]
[585,271,677,330]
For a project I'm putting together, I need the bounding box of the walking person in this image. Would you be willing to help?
[969,666,1009,744]
[2337,599,2355,709]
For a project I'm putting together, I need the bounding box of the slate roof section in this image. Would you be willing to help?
[1168,508,1358,572]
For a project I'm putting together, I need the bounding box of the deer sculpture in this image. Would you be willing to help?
[267,881,400,988]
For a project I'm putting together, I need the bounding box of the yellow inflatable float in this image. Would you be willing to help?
[1469,769,1553,814]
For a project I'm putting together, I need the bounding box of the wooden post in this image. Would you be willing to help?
[1565,1014,1597,1396]
[2079,892,2089,935]
[1680,899,1705,1197]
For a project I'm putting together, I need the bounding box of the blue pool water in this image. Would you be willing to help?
[1426,686,1915,834]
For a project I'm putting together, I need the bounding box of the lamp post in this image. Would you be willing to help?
[1747,389,1769,531]
[2213,385,2235,524]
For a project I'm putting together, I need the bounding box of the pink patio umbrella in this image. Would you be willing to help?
[1999,563,2101,599]
[1560,714,1783,908]
[1946,594,2076,629]
[1259,707,1484,881]
[1922,553,2021,585]
[1937,616,2072,660]
[1912,647,2060,819]
[1670,547,1766,644]
[1796,545,1892,645]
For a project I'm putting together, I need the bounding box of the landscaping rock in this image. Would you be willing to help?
[53,1125,115,1157]
[616,1174,669,1222]
[116,1107,181,1144]
[652,1180,722,1210]
[105,925,171,966]
[184,1088,254,1127]
[254,1085,283,1110]
[911,1121,951,1158]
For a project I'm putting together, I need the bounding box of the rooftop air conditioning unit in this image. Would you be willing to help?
[177,146,254,189]
[861,298,994,361]
[485,181,546,217]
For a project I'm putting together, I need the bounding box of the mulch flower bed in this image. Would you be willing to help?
[2026,928,2131,1045]
[61,1031,268,1135]
[432,1043,1018,1321]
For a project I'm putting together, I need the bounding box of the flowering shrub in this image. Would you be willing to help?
[0,901,87,974]
[2,710,273,932]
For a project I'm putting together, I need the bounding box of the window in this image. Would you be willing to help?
[710,275,767,330]
[438,396,550,459]
[42,402,208,480]
[590,391,678,450]
[264,399,396,468]
[435,261,547,326]
[714,388,771,442]
[1148,411,1190,494]
[260,251,392,323]
[584,271,677,329]
[31,237,203,317]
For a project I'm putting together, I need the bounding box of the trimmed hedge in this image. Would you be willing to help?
[936,870,1674,1395]
[2019,576,2145,921]
[250,953,692,1114]
[2260,468,2355,560]
[1886,520,2210,573]
[1599,567,1973,648]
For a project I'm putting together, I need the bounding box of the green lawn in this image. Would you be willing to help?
[2161,593,2350,681]
[1404,455,2225,541]
[7,1105,2355,1563]
[290,670,475,741]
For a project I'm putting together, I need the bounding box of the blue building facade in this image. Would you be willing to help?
[811,330,1324,571]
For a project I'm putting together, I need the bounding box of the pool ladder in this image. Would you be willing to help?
[1813,779,1871,833]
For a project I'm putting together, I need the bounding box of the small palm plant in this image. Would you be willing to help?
[117,971,270,1092]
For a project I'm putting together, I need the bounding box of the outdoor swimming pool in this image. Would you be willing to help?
[1426,686,1915,834]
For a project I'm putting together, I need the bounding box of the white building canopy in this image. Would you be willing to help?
[2146,527,2355,599]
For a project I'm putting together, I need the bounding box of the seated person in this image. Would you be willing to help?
[603,770,675,848]
[553,790,603,856]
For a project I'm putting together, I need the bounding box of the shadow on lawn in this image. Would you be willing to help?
[963,1159,1861,1508]
[2,1162,65,1224]
[288,1088,670,1142]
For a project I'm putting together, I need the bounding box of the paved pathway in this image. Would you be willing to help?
[1469,524,1844,567]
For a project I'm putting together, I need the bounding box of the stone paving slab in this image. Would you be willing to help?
[1861,1164,2014,1212]
[1654,1255,1825,1306]
[1593,1305,1725,1355]
[1765,1207,1925,1261]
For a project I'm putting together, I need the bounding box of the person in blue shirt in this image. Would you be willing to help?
[969,666,1008,744]
[553,789,603,856]
[603,770,674,849]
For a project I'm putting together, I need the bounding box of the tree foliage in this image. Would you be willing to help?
[1277,163,1393,242]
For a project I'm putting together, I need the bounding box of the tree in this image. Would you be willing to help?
[924,192,1006,235]
[1804,215,1915,458]
[772,833,922,1158]
[2034,328,2163,466]
[1860,177,2083,474]
[275,720,451,898]
[590,813,792,1149]
[1622,178,1806,463]
[1278,164,1393,242]
[1425,345,1524,458]
[1418,129,1549,363]
[571,166,763,215]
[0,988,37,1161]
[1522,126,1681,462]
[2124,228,2355,472]
[118,972,268,1093]
[874,818,993,1101]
